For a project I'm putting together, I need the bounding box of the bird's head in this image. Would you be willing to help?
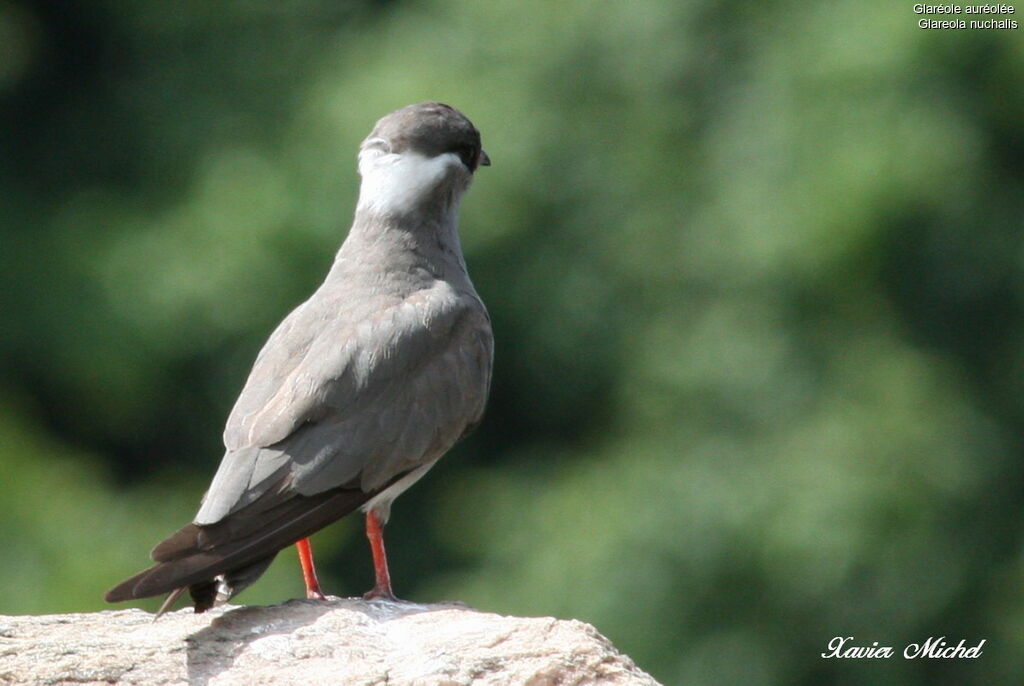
[356,102,490,217]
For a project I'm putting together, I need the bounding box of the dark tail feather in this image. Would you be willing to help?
[149,554,277,617]
[105,485,374,606]
[154,587,187,618]
[188,554,277,612]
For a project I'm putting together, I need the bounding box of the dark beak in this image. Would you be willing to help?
[478,149,491,167]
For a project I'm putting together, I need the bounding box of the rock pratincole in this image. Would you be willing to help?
[105,102,493,613]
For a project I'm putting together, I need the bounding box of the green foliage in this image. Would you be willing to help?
[1,1,1022,684]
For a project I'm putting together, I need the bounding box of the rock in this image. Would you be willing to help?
[0,598,661,685]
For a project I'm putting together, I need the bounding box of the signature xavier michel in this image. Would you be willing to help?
[823,636,985,660]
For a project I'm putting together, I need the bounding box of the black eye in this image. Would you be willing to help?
[457,145,478,170]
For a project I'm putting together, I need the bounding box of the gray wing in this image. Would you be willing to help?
[195,280,492,525]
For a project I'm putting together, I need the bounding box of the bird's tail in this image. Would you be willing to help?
[105,484,375,611]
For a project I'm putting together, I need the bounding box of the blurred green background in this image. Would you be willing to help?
[1,1,1022,684]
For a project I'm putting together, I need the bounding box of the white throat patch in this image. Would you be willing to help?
[357,148,461,215]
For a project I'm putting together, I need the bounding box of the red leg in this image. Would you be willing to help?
[296,537,326,600]
[363,510,398,600]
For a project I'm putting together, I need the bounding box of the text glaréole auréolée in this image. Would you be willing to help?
[914,4,1019,29]
[914,4,1014,13]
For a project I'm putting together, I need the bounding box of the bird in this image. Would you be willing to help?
[105,102,493,614]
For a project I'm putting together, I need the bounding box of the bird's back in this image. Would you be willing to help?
[198,220,492,525]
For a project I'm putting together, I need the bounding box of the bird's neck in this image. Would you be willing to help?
[352,190,463,241]
[340,151,472,281]
[338,207,469,282]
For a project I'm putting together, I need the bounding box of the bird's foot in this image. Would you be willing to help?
[363,585,400,602]
[306,588,327,600]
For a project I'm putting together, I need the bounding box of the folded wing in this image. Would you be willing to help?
[105,278,492,604]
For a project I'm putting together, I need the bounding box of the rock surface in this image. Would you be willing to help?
[0,598,660,685]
